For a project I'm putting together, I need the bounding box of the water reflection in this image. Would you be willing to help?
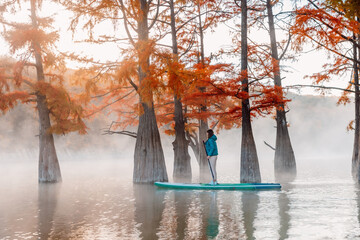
[356,185,360,225]
[278,184,291,240]
[38,183,61,239]
[241,192,259,240]
[133,184,166,240]
[198,192,219,239]
[149,190,220,240]
[3,165,359,240]
[174,191,190,239]
[205,192,219,239]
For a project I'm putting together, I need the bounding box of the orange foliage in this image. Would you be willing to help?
[292,0,360,97]
[55,0,290,137]
[153,0,292,134]
[0,1,86,135]
[5,27,59,53]
[35,81,86,134]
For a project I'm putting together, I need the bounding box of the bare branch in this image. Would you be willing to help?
[127,77,138,91]
[117,0,136,46]
[288,84,355,93]
[103,130,137,138]
[87,89,136,117]
[279,32,291,61]
[149,0,160,30]
[264,141,275,150]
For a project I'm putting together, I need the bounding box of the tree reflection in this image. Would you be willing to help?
[278,184,291,240]
[37,183,61,239]
[356,185,360,225]
[133,184,166,239]
[174,191,192,239]
[157,190,220,239]
[241,192,259,239]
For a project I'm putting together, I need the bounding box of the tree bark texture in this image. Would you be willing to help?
[133,0,168,183]
[197,8,210,182]
[240,0,261,183]
[267,0,296,181]
[170,0,191,181]
[199,118,210,181]
[353,32,360,180]
[134,103,168,183]
[173,97,192,181]
[31,0,61,182]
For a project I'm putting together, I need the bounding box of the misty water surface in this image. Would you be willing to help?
[0,94,359,239]
[1,156,360,240]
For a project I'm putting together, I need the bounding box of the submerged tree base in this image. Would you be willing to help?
[274,114,297,183]
[240,130,261,183]
[133,104,168,183]
[38,154,62,183]
[274,153,296,182]
[172,135,192,182]
[275,170,296,183]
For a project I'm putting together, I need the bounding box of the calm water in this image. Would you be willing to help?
[1,158,360,240]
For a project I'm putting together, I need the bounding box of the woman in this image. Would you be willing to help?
[205,129,218,185]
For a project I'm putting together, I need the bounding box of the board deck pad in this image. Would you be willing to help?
[154,182,281,190]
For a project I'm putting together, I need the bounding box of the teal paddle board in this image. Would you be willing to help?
[154,182,281,190]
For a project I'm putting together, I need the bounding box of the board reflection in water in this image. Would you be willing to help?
[134,188,272,240]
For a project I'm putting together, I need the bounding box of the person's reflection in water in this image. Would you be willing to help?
[241,192,259,240]
[37,183,61,239]
[278,184,291,240]
[198,191,219,239]
[205,191,219,239]
[133,184,166,240]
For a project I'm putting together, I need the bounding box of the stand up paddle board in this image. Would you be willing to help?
[154,182,281,190]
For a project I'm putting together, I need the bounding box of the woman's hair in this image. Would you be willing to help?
[207,129,214,138]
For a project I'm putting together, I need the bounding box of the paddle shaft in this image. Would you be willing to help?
[203,140,215,182]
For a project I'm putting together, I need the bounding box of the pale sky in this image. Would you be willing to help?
[0,1,350,96]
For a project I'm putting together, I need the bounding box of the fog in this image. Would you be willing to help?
[1,92,359,239]
[0,92,354,183]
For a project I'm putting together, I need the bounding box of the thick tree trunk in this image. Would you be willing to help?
[31,0,61,182]
[134,103,168,182]
[172,93,191,182]
[197,9,210,182]
[170,0,191,181]
[199,118,209,181]
[173,97,191,180]
[37,95,62,182]
[240,0,261,183]
[267,0,296,181]
[133,0,168,183]
[353,33,360,180]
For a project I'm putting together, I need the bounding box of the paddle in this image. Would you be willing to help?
[203,140,215,184]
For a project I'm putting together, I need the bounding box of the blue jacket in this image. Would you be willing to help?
[205,135,218,156]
